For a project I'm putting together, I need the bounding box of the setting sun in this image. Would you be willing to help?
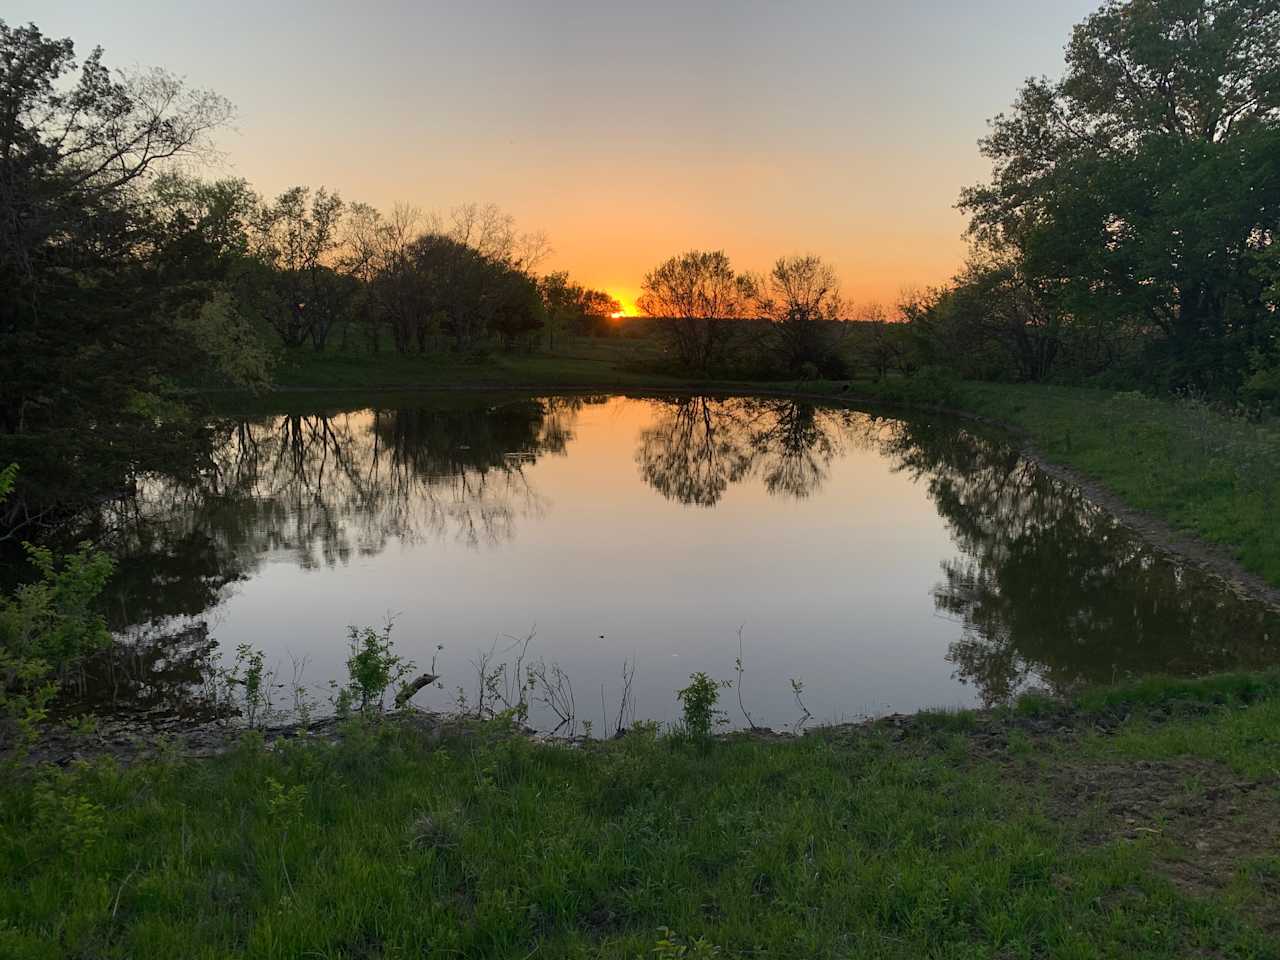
[606,290,640,318]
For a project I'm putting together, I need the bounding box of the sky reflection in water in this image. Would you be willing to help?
[96,394,1279,730]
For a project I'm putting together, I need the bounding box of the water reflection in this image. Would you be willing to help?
[879,419,1278,703]
[636,397,857,506]
[89,394,1279,719]
[106,398,590,592]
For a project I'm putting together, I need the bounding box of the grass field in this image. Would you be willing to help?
[3,675,1279,958]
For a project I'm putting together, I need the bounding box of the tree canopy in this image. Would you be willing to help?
[957,0,1280,390]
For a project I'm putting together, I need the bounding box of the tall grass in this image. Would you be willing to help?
[3,675,1280,958]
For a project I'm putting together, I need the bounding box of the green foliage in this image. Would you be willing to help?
[675,672,729,738]
[864,365,962,408]
[0,22,237,532]
[0,467,115,752]
[3,685,1280,956]
[31,778,106,859]
[334,623,415,717]
[650,927,722,958]
[957,0,1280,397]
[1074,670,1280,715]
[218,643,273,728]
[1240,339,1280,413]
[264,776,308,825]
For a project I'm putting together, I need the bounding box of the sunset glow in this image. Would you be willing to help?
[12,0,1098,305]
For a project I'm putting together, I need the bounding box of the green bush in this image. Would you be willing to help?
[675,672,729,738]
[0,465,115,753]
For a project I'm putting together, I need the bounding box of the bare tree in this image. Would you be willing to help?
[246,186,349,349]
[443,202,550,272]
[746,254,845,374]
[637,250,747,371]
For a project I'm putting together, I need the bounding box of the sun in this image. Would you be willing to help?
[607,290,640,318]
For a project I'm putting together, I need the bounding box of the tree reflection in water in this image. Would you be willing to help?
[83,397,596,713]
[635,396,860,506]
[634,398,1279,705]
[879,419,1280,704]
[79,395,1280,718]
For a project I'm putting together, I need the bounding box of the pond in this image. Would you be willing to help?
[84,393,1280,732]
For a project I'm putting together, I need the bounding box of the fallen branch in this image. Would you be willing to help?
[395,673,440,708]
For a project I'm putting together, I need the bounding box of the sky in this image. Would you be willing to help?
[11,0,1099,312]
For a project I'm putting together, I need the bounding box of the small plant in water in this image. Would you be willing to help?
[217,643,276,728]
[335,623,414,717]
[676,672,730,738]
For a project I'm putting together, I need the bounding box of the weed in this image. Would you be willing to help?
[676,672,730,738]
[333,622,414,717]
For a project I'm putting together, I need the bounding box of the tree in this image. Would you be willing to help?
[961,0,1280,392]
[537,275,620,343]
[580,288,622,335]
[246,186,351,350]
[746,255,846,376]
[637,250,746,371]
[0,20,234,535]
[148,173,275,386]
[945,254,1064,382]
[538,271,583,349]
[858,302,915,380]
[442,202,551,274]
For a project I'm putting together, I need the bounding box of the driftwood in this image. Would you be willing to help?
[395,673,440,708]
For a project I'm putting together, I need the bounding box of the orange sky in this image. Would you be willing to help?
[14,0,1100,310]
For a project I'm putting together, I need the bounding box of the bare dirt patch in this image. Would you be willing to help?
[1041,755,1280,934]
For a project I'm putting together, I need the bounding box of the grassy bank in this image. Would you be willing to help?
[3,675,1279,958]
[956,384,1280,588]
[267,337,679,391]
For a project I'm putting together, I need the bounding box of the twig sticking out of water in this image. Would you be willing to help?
[735,626,759,731]
[614,658,636,738]
[791,678,813,734]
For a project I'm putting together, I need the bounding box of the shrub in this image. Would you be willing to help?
[333,623,414,717]
[0,465,115,753]
[676,672,730,738]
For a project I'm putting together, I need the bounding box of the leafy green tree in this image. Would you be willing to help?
[0,21,236,535]
[961,0,1280,391]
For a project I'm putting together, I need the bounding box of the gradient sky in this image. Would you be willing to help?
[12,1,1097,311]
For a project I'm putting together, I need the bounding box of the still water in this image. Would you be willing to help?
[93,393,1278,730]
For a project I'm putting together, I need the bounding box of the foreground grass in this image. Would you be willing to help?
[3,677,1279,958]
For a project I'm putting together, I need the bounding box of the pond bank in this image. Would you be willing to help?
[5,672,1279,956]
